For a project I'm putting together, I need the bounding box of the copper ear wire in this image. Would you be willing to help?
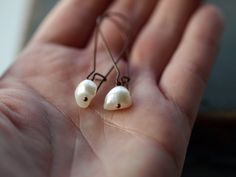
[86,12,131,90]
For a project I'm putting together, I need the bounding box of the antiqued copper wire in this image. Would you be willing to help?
[86,12,131,90]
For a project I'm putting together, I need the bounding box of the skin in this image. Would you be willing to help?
[0,0,224,177]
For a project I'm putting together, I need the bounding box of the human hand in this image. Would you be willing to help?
[0,0,223,177]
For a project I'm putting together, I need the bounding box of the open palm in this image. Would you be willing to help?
[0,0,223,177]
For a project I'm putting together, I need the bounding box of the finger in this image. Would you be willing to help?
[89,0,157,54]
[32,0,113,48]
[159,5,224,124]
[131,0,201,79]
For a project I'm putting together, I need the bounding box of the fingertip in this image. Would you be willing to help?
[32,0,112,47]
[201,4,224,28]
[193,4,224,41]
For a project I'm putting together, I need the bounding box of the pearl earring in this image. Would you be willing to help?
[74,79,97,108]
[104,77,132,110]
[99,26,132,110]
[74,18,106,108]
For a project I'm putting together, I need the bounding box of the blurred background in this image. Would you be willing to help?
[0,0,235,176]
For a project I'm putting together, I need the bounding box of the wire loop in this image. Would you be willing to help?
[87,12,131,90]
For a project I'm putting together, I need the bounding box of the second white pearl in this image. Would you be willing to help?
[104,86,132,111]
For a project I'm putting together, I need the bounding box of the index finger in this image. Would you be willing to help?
[32,0,113,48]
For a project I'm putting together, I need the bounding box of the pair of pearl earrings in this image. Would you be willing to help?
[74,12,132,111]
[75,78,132,111]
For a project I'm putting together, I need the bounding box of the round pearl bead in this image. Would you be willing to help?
[104,86,132,111]
[75,80,97,108]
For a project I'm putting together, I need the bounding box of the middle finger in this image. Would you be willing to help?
[131,0,201,80]
[88,0,158,55]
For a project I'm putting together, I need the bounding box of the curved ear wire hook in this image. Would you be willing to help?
[86,23,99,80]
[86,12,131,90]
[98,27,121,84]
[101,13,131,88]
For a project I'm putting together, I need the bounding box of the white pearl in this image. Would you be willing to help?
[75,80,97,108]
[104,86,132,111]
